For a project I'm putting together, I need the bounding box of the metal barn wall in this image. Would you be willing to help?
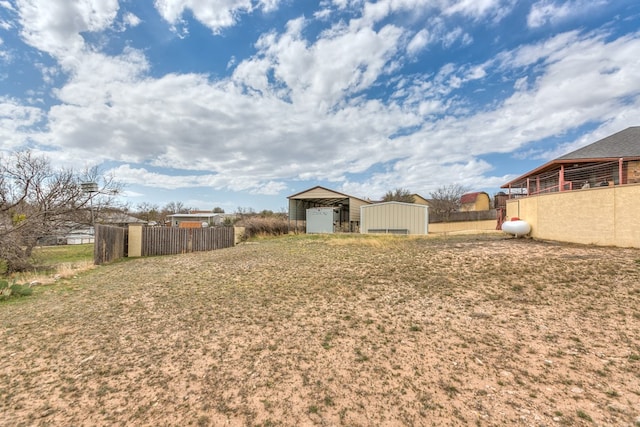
[349,197,368,223]
[360,202,429,235]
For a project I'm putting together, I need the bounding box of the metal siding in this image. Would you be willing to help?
[349,197,368,222]
[360,203,428,234]
[288,199,303,221]
[306,207,335,233]
[295,188,346,199]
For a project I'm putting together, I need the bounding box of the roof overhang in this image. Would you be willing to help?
[501,156,640,188]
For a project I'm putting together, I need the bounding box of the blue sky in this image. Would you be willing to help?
[1,0,639,213]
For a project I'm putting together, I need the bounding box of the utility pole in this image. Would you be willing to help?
[81,182,98,231]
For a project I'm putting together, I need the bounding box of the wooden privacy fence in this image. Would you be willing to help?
[94,225,237,265]
[141,226,235,256]
[94,224,128,265]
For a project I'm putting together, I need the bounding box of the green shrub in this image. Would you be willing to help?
[0,279,33,301]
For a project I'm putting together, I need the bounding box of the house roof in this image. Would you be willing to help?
[460,192,488,204]
[557,126,640,160]
[502,126,640,188]
[167,213,222,219]
[412,194,432,205]
[100,212,147,224]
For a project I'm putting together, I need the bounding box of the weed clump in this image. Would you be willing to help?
[236,216,303,238]
[0,279,33,301]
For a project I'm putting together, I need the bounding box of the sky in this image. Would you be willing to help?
[1,0,639,213]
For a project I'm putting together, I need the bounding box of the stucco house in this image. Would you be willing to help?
[500,126,640,248]
[502,126,640,196]
[411,194,432,206]
[459,192,491,211]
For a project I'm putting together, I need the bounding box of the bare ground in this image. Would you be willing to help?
[1,233,640,427]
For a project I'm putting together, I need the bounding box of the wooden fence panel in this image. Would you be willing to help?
[94,224,127,265]
[142,226,234,256]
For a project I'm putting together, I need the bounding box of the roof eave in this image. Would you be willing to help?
[501,156,640,188]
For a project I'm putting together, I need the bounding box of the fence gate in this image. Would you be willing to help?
[94,224,128,265]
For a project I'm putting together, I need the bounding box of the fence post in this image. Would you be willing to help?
[234,227,245,245]
[128,224,143,257]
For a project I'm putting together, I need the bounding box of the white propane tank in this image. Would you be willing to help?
[501,217,531,237]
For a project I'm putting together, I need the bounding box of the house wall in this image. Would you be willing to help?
[460,193,491,212]
[360,202,428,235]
[506,184,640,248]
[428,220,497,234]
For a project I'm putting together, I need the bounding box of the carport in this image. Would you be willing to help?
[287,186,371,232]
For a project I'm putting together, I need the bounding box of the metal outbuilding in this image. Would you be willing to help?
[360,202,429,235]
[288,186,371,232]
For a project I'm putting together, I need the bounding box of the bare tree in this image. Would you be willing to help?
[0,151,122,272]
[381,188,415,203]
[135,202,160,223]
[162,201,189,215]
[429,184,470,221]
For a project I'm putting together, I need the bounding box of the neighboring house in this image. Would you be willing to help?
[98,211,148,227]
[66,231,94,245]
[459,192,491,211]
[167,213,224,228]
[502,126,640,196]
[288,186,371,232]
[412,194,432,206]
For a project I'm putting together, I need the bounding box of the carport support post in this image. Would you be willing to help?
[128,224,143,257]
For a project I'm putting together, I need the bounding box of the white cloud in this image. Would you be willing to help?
[0,37,6,62]
[16,0,119,56]
[153,0,283,34]
[527,0,609,28]
[442,27,472,48]
[410,31,640,157]
[406,29,431,56]
[122,12,141,28]
[0,97,43,150]
[444,0,515,22]
[235,15,406,111]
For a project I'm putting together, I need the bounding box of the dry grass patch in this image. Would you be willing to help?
[1,234,640,426]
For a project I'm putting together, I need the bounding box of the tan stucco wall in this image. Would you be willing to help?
[234,227,245,245]
[428,219,497,234]
[127,224,143,257]
[460,193,491,212]
[506,184,640,248]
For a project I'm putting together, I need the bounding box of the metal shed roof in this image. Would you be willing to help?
[287,185,369,206]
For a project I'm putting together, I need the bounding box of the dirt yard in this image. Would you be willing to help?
[1,233,640,426]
